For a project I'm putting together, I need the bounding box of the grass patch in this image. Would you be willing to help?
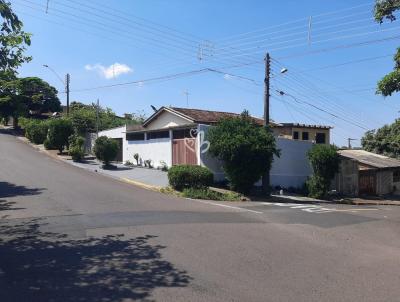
[181,187,241,201]
[160,186,180,196]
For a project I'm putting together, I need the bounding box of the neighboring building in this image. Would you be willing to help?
[334,149,400,196]
[98,106,330,188]
[273,123,331,145]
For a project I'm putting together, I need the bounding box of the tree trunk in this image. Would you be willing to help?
[12,116,19,129]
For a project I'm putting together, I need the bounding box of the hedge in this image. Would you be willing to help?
[168,165,213,191]
[25,120,49,145]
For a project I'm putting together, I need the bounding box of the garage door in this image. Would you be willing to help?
[359,170,376,195]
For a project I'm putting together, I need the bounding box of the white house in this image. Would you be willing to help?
[98,106,331,188]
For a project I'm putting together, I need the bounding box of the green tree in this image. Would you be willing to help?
[69,101,133,135]
[361,119,400,158]
[207,111,280,194]
[93,136,119,166]
[374,0,400,96]
[47,118,74,154]
[0,0,31,73]
[306,144,340,199]
[17,77,61,113]
[0,74,23,126]
[0,76,60,127]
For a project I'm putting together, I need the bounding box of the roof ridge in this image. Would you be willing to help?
[170,106,263,119]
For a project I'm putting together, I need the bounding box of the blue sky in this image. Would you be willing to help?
[11,0,400,146]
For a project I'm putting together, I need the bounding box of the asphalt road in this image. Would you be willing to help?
[1,130,400,302]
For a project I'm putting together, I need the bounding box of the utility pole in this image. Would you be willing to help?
[183,90,190,107]
[96,99,100,137]
[262,52,271,195]
[65,73,70,116]
[348,138,357,149]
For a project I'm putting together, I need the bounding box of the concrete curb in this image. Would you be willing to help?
[120,178,162,192]
[349,201,400,206]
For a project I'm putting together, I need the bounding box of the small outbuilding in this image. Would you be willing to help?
[334,149,400,196]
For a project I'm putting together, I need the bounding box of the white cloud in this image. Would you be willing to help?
[223,74,232,80]
[85,63,133,79]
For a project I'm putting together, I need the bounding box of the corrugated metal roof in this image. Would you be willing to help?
[339,150,400,169]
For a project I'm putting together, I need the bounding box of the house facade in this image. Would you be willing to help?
[334,149,400,196]
[98,107,331,188]
[273,123,331,144]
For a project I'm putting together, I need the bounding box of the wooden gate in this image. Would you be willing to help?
[359,170,376,195]
[172,138,197,165]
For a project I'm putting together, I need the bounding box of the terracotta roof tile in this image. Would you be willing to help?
[170,107,277,126]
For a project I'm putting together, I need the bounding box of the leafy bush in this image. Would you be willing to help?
[43,138,55,150]
[68,134,85,162]
[168,165,213,191]
[160,160,168,172]
[306,176,328,199]
[207,111,280,194]
[181,187,241,201]
[24,119,48,144]
[47,118,74,154]
[93,136,119,166]
[125,160,133,166]
[144,159,153,168]
[307,144,340,199]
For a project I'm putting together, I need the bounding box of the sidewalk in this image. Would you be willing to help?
[69,158,169,188]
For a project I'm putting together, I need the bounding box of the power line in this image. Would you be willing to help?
[213,25,400,59]
[295,54,394,73]
[69,69,211,93]
[214,14,378,52]
[64,0,202,45]
[276,34,400,59]
[270,61,375,128]
[16,0,199,56]
[215,2,373,43]
[275,90,369,130]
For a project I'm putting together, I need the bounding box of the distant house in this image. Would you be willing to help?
[98,106,332,188]
[334,149,400,196]
[274,123,331,145]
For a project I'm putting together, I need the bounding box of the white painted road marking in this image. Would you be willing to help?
[261,202,378,214]
[190,199,264,214]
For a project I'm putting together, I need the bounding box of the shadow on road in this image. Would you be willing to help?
[0,128,24,137]
[0,181,45,199]
[0,218,191,301]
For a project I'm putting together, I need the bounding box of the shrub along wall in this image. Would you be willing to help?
[24,119,49,145]
[168,165,213,191]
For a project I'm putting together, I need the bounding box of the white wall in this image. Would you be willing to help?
[125,137,172,167]
[199,124,313,188]
[146,111,193,130]
[98,126,125,138]
[270,138,313,188]
[198,124,225,181]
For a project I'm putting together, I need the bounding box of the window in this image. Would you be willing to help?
[393,171,400,183]
[173,128,197,139]
[316,132,326,144]
[147,131,170,140]
[126,132,145,141]
[293,131,299,140]
[302,132,309,141]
